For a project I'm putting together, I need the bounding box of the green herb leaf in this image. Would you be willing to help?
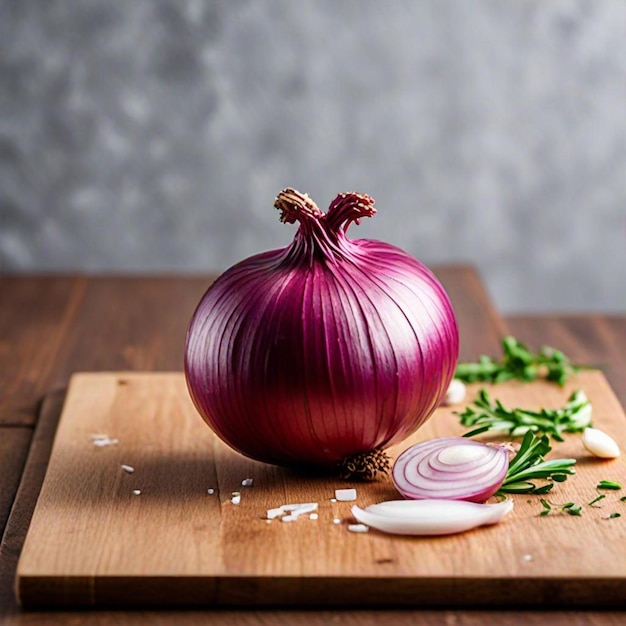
[588,494,606,507]
[539,499,552,516]
[497,431,576,495]
[597,480,622,490]
[454,336,585,386]
[566,504,582,516]
[608,513,621,519]
[457,388,592,440]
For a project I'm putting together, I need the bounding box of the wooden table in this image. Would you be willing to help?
[0,267,624,625]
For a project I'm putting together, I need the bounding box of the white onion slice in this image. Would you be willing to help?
[352,499,513,536]
[392,437,510,503]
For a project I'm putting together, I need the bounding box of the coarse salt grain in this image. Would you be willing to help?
[332,518,342,525]
[309,513,319,520]
[523,554,533,562]
[348,524,369,533]
[121,464,135,474]
[231,493,241,505]
[330,498,337,503]
[335,488,357,502]
[90,434,119,447]
[241,478,254,487]
[266,502,318,521]
[207,488,215,495]
[132,489,141,496]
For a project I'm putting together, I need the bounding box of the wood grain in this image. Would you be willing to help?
[0,267,500,428]
[0,276,83,425]
[7,390,623,625]
[0,390,65,620]
[16,370,626,609]
[0,428,32,538]
[434,265,508,360]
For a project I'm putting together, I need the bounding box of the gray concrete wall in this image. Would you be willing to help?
[1,0,624,312]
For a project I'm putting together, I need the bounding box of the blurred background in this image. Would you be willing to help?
[0,0,624,312]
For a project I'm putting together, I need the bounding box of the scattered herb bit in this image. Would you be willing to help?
[588,494,606,507]
[597,480,622,490]
[539,499,552,516]
[620,497,626,503]
[455,336,584,386]
[538,499,582,516]
[459,388,592,441]
[498,431,576,495]
[565,504,582,516]
[608,513,621,519]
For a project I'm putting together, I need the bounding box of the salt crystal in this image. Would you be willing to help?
[281,514,297,522]
[132,489,141,496]
[207,488,215,495]
[330,498,337,503]
[523,554,533,562]
[267,507,286,520]
[90,434,119,447]
[231,493,241,505]
[121,464,135,474]
[332,518,342,525]
[348,524,369,533]
[335,488,357,502]
[266,502,318,521]
[241,478,254,487]
[309,513,319,520]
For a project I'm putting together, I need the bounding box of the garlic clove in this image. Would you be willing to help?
[351,499,513,536]
[443,379,467,406]
[582,427,620,459]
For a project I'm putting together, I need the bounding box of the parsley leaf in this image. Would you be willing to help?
[455,336,584,386]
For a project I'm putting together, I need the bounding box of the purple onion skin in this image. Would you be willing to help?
[185,190,459,467]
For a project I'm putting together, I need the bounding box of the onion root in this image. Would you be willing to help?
[338,448,391,481]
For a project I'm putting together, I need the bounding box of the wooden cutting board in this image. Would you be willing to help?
[16,371,626,609]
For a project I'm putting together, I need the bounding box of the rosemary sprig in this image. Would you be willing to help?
[455,336,584,386]
[497,431,576,495]
[458,388,592,441]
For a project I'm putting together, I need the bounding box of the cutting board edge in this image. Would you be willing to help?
[16,572,626,609]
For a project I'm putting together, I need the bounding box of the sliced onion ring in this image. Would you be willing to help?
[392,437,509,503]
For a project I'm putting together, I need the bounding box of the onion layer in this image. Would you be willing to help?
[352,499,514,536]
[185,189,459,468]
[392,437,509,503]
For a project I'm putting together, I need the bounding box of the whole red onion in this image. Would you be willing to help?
[185,189,459,473]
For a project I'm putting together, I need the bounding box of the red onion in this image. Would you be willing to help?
[185,188,459,471]
[393,437,509,503]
